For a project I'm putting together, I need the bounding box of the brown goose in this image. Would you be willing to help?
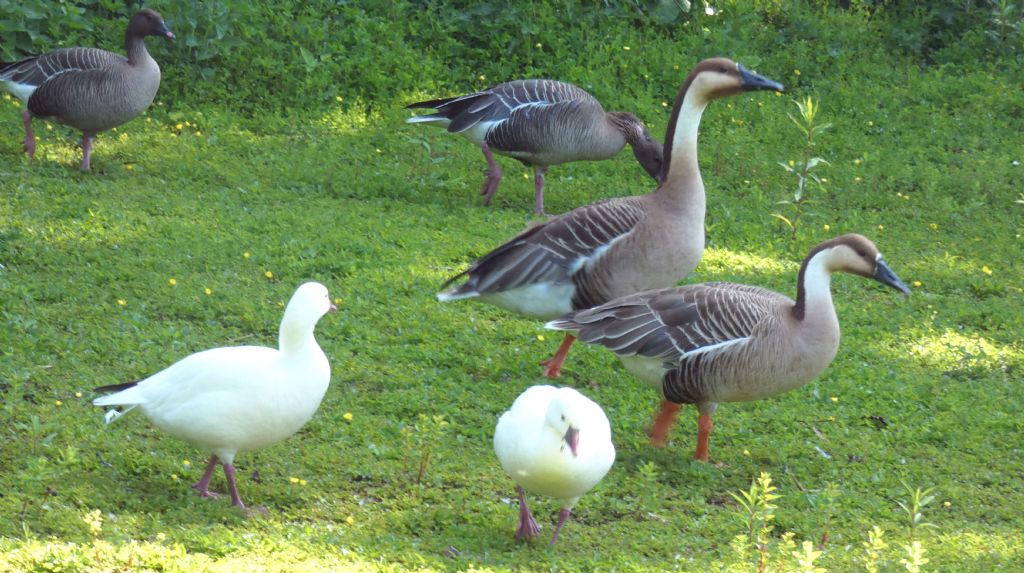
[406,79,664,214]
[0,9,173,170]
[546,234,911,462]
[438,59,783,377]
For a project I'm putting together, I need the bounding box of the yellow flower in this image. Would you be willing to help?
[55,400,62,406]
[182,459,191,466]
[171,474,179,481]
[743,449,751,456]
[537,334,546,342]
[623,46,631,51]
[75,392,82,398]
[345,516,354,525]
[830,396,838,403]
[265,271,274,279]
[794,69,801,76]
[661,101,668,107]
[878,224,884,231]
[534,43,542,48]
[867,120,874,126]
[930,223,938,230]
[335,96,343,102]
[334,298,342,305]
[982,265,992,275]
[175,123,183,130]
[243,251,251,259]
[343,412,354,422]
[168,278,177,286]
[299,479,307,486]
[943,501,951,507]
[117,299,127,306]
[195,131,202,137]
[854,176,863,182]
[125,164,134,171]
[853,158,861,165]
[204,287,212,295]
[913,281,922,288]
[823,224,831,232]
[788,159,795,167]
[289,477,300,484]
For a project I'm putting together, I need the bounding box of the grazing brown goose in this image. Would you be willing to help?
[547,234,911,462]
[406,79,664,214]
[0,9,173,170]
[438,59,783,377]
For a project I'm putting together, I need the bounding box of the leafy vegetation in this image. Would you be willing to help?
[1,1,1023,571]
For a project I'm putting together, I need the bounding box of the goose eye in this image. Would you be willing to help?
[857,250,867,258]
[560,414,566,421]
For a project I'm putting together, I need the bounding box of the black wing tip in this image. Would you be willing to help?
[93,381,138,394]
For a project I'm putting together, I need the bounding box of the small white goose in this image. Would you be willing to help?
[494,385,615,545]
[93,282,335,509]
[547,235,910,462]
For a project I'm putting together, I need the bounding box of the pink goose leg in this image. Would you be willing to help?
[80,132,96,171]
[192,455,220,498]
[549,507,573,546]
[21,110,35,158]
[479,141,503,205]
[513,485,541,540]
[533,166,548,215]
[222,462,246,508]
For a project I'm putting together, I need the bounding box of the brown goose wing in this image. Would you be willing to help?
[441,196,646,298]
[3,48,124,89]
[550,283,787,359]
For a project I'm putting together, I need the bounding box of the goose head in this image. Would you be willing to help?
[818,234,911,294]
[130,9,175,40]
[608,112,664,183]
[278,282,336,350]
[687,58,784,105]
[545,388,598,457]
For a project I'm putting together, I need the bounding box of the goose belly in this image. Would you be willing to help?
[143,385,326,454]
[478,282,574,320]
[701,343,839,404]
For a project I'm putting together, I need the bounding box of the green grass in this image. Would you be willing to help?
[2,8,1024,571]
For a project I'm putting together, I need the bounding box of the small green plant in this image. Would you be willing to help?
[896,481,936,543]
[401,414,450,485]
[772,97,831,242]
[860,526,889,573]
[83,508,104,570]
[730,472,781,571]
[901,540,929,573]
[792,540,826,573]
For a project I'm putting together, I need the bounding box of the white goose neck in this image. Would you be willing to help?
[796,250,837,326]
[663,86,708,185]
[279,318,318,356]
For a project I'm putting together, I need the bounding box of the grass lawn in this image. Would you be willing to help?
[1,40,1022,572]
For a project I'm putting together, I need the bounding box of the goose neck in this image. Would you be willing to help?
[659,80,708,186]
[124,31,152,65]
[278,320,319,356]
[792,249,836,323]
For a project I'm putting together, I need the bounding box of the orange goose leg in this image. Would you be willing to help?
[649,401,681,447]
[693,412,714,462]
[540,333,576,378]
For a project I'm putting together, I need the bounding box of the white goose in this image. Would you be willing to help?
[547,235,910,461]
[439,59,783,378]
[93,282,335,509]
[494,385,615,545]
